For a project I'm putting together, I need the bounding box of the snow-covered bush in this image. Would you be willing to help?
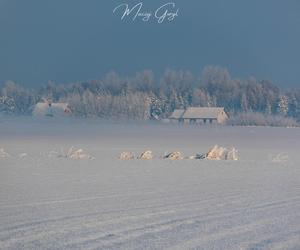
[54,147,94,160]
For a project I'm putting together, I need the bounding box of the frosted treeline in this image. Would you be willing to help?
[0,66,300,123]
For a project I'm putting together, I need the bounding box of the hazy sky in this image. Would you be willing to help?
[0,0,299,88]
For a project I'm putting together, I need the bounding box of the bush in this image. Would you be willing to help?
[227,112,299,127]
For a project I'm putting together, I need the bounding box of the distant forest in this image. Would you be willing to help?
[1,66,300,125]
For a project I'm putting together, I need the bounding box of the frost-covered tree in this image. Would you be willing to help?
[241,93,248,112]
[277,95,289,116]
[0,81,36,115]
[0,66,299,122]
[0,96,16,114]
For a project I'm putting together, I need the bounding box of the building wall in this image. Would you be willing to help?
[217,112,228,124]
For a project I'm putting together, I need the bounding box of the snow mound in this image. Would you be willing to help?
[118,147,239,161]
[226,147,239,161]
[18,153,28,158]
[164,151,183,160]
[186,155,197,160]
[57,147,95,160]
[138,150,153,160]
[206,145,227,160]
[0,148,10,158]
[69,149,94,160]
[187,154,206,160]
[203,145,238,161]
[271,153,289,163]
[48,151,59,157]
[119,152,135,160]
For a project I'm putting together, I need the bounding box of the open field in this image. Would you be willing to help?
[1,118,300,249]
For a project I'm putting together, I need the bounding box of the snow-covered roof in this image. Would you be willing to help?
[169,109,185,119]
[182,107,226,119]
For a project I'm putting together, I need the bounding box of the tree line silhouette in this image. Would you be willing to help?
[1,66,299,125]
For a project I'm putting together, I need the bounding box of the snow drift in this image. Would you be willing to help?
[0,148,10,158]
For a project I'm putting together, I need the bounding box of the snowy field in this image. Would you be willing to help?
[1,118,300,250]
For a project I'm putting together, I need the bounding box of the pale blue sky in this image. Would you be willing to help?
[0,0,299,88]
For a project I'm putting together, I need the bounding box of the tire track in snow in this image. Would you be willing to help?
[2,192,299,247]
[3,193,298,249]
[70,199,300,250]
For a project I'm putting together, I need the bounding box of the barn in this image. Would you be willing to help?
[169,109,185,123]
[169,107,228,124]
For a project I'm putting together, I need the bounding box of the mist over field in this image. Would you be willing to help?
[1,118,300,249]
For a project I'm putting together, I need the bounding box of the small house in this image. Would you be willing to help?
[33,101,72,117]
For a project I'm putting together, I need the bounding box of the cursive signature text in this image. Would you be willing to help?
[113,2,179,24]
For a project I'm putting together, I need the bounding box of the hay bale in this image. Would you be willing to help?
[164,151,183,160]
[139,150,153,160]
[119,152,134,160]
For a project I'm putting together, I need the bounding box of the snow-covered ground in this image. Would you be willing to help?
[1,118,300,250]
